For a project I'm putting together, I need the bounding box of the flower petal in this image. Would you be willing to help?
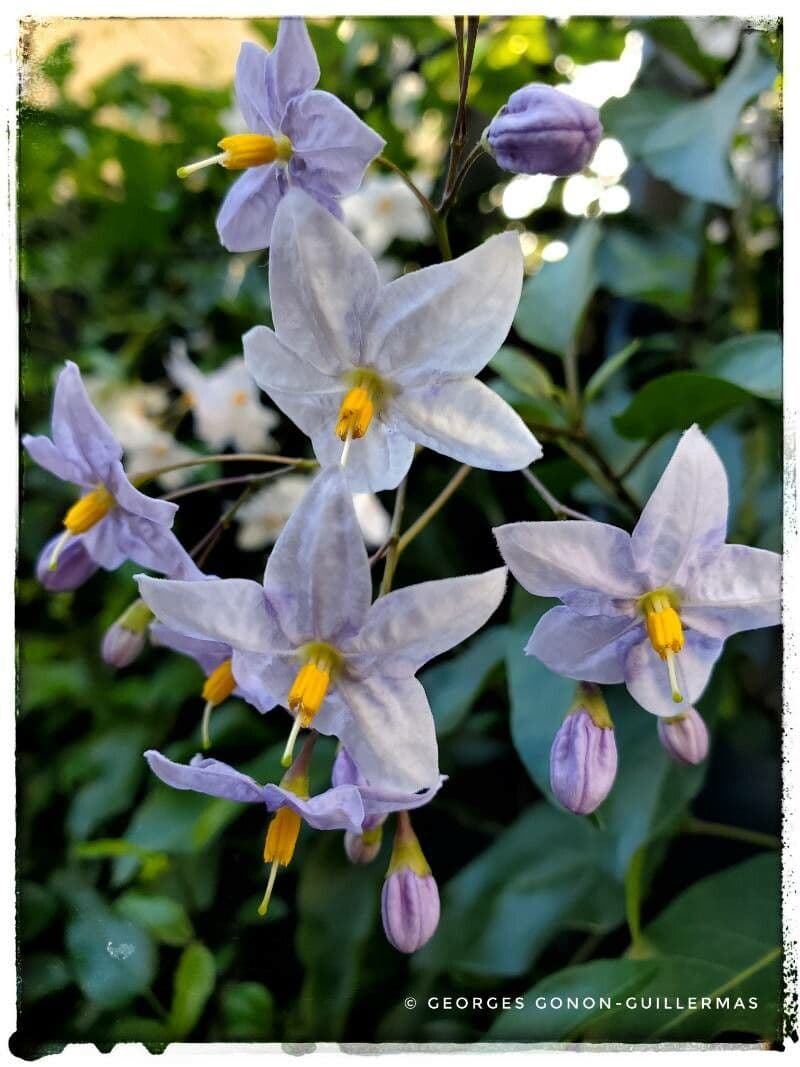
[150,623,230,674]
[106,463,178,526]
[263,466,372,645]
[51,362,122,484]
[366,233,523,384]
[144,750,265,804]
[348,567,507,676]
[267,18,320,122]
[137,574,285,653]
[681,543,782,639]
[234,41,276,133]
[392,378,541,470]
[284,90,384,195]
[243,324,343,410]
[216,165,285,252]
[631,425,729,588]
[317,674,439,793]
[308,418,415,493]
[268,188,380,374]
[527,605,641,683]
[624,629,723,718]
[494,519,642,613]
[359,777,444,821]
[262,783,365,833]
[22,433,89,487]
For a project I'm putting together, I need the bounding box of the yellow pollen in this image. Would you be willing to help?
[64,486,115,535]
[177,134,292,179]
[202,657,236,707]
[288,659,332,728]
[335,386,374,441]
[231,389,249,407]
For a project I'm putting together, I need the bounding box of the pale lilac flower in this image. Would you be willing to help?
[381,812,440,953]
[138,466,507,791]
[550,706,617,815]
[23,362,196,581]
[495,426,782,718]
[657,706,709,765]
[178,18,384,252]
[483,84,602,176]
[234,472,390,551]
[342,172,431,255]
[244,189,541,492]
[166,349,278,452]
[101,600,154,669]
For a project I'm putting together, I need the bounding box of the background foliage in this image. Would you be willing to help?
[17,15,783,1055]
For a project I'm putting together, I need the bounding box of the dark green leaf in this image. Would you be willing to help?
[702,332,781,401]
[65,897,157,1009]
[584,341,641,402]
[422,626,509,736]
[613,372,749,439]
[219,982,275,1041]
[168,942,216,1039]
[20,953,73,1004]
[489,346,554,399]
[115,891,194,947]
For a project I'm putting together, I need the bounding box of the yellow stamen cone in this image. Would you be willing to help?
[64,486,115,535]
[335,386,374,441]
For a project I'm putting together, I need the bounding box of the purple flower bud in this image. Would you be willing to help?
[657,707,709,765]
[100,599,153,669]
[344,825,383,864]
[380,812,439,953]
[381,867,440,954]
[550,708,617,815]
[483,84,602,176]
[36,535,99,592]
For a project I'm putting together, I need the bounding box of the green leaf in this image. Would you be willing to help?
[20,953,73,1004]
[489,854,780,1042]
[18,880,59,942]
[422,625,509,736]
[65,896,157,1010]
[296,832,383,1039]
[515,222,602,355]
[489,346,554,399]
[613,372,749,440]
[702,332,781,401]
[638,37,777,207]
[168,943,216,1039]
[584,341,641,403]
[598,226,699,315]
[412,802,625,979]
[634,17,720,81]
[115,891,194,947]
[219,982,275,1041]
[602,89,685,156]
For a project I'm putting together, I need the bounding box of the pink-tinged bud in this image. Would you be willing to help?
[380,812,439,954]
[36,535,99,591]
[550,694,617,815]
[483,84,602,176]
[658,707,709,765]
[344,824,383,864]
[100,599,153,668]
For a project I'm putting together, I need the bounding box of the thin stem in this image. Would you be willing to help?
[132,452,315,486]
[440,142,486,214]
[521,468,592,521]
[563,341,581,420]
[441,16,479,206]
[683,817,779,850]
[189,478,268,567]
[375,155,438,231]
[616,437,662,481]
[378,476,409,597]
[396,464,472,555]
[160,467,290,502]
[560,438,639,522]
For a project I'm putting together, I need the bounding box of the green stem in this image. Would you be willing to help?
[133,451,315,486]
[397,464,472,556]
[616,436,662,481]
[161,466,291,501]
[521,468,591,521]
[190,478,269,567]
[440,142,486,215]
[560,438,639,521]
[683,817,779,850]
[378,476,409,597]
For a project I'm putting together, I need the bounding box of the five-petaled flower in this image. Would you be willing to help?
[145,740,442,916]
[137,466,508,791]
[243,189,542,492]
[23,362,200,582]
[178,17,385,252]
[166,348,279,452]
[495,426,781,718]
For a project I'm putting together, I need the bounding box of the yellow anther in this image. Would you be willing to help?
[642,592,684,659]
[202,657,236,707]
[288,659,332,728]
[263,805,302,867]
[231,389,249,407]
[335,386,374,442]
[64,486,115,535]
[177,134,292,179]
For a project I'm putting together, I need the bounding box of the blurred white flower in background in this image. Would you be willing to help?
[342,173,432,256]
[559,30,644,109]
[235,473,391,551]
[166,342,279,452]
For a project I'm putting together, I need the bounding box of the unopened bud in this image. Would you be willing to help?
[657,707,709,766]
[380,813,439,954]
[550,687,617,815]
[344,824,383,864]
[483,84,602,176]
[101,599,153,668]
[36,535,98,592]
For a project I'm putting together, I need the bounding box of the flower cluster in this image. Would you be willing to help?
[22,16,782,965]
